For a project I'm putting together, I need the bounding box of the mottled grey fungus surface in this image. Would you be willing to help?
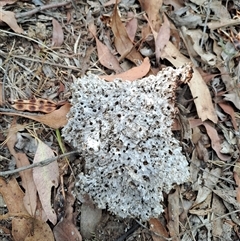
[62,65,192,221]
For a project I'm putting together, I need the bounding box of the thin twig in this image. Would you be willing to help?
[12,55,81,71]
[115,220,140,241]
[15,1,72,19]
[0,151,78,177]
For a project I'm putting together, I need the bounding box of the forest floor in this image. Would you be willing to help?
[1,0,240,241]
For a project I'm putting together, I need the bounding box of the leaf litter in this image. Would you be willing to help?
[0,0,240,241]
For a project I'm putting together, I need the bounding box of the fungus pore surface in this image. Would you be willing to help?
[62,65,192,220]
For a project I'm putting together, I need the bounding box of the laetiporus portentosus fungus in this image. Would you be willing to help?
[62,65,192,221]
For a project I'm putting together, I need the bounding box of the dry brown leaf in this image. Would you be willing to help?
[213,189,240,210]
[104,0,120,6]
[53,186,82,241]
[196,67,219,84]
[0,177,28,215]
[143,12,217,123]
[125,12,138,42]
[0,10,23,33]
[89,22,122,72]
[0,83,3,106]
[196,137,210,162]
[218,102,238,130]
[167,188,180,241]
[189,119,203,128]
[233,172,240,203]
[33,139,59,225]
[138,0,163,31]
[189,208,212,216]
[17,153,38,216]
[6,122,37,216]
[193,168,221,207]
[53,218,82,241]
[212,194,226,238]
[155,13,170,65]
[52,18,64,47]
[172,118,203,131]
[191,127,202,144]
[11,98,57,113]
[100,57,150,81]
[0,177,31,240]
[217,65,240,110]
[80,203,102,239]
[163,0,184,11]
[203,121,230,161]
[35,198,48,222]
[110,1,143,64]
[0,0,17,7]
[149,218,169,241]
[233,160,240,203]
[208,18,240,30]
[161,41,218,123]
[24,218,55,241]
[0,102,71,129]
[181,27,216,66]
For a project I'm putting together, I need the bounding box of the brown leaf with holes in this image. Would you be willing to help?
[110,1,143,64]
[11,98,57,113]
[100,57,150,81]
[1,102,71,129]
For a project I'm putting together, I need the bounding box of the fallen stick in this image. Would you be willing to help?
[0,151,78,177]
[15,1,72,19]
